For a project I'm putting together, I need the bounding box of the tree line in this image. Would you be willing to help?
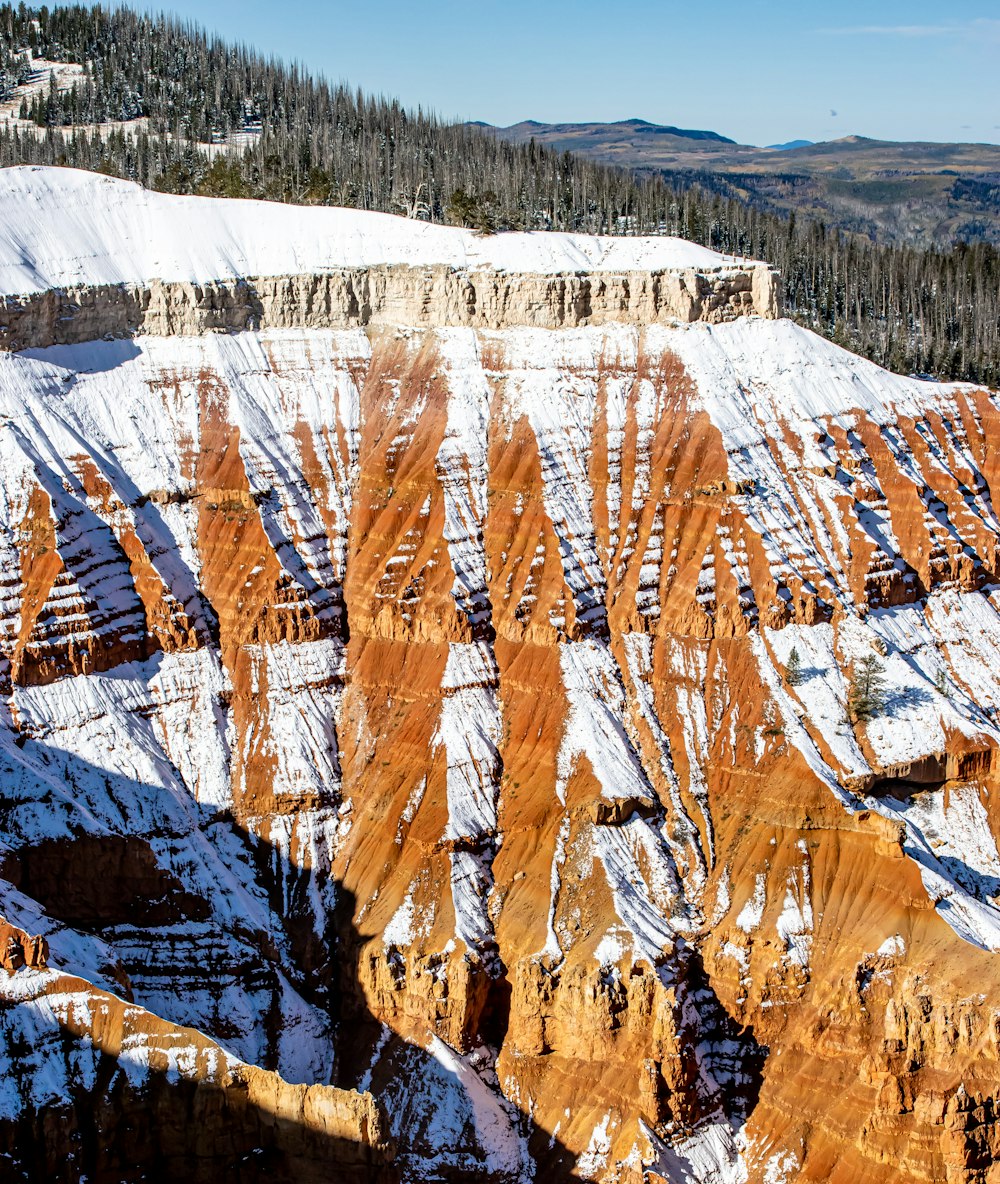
[0,3,997,386]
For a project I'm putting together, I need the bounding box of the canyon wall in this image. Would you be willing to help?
[0,171,999,1184]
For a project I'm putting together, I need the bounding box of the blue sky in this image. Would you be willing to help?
[126,0,1000,145]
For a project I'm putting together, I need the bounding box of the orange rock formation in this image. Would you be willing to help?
[0,190,998,1183]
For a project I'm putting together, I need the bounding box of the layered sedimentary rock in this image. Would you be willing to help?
[1,168,1000,1183]
[0,262,780,351]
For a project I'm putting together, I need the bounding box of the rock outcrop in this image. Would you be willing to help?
[0,916,48,971]
[0,967,396,1183]
[0,262,781,351]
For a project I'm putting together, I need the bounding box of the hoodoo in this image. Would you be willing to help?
[1,166,1000,1182]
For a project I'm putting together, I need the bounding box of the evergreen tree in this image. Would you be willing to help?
[445,188,498,233]
[848,656,888,722]
[785,646,803,687]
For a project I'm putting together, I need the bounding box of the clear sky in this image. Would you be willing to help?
[124,0,1000,146]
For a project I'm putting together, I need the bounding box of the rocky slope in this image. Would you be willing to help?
[1,166,1000,1183]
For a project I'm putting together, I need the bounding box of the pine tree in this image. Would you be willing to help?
[785,646,803,687]
[848,655,888,722]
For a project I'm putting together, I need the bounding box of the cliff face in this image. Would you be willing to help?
[0,965,395,1183]
[0,264,780,352]
[1,168,1000,1184]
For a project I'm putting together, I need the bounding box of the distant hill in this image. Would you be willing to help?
[470,118,738,170]
[481,121,1000,248]
[688,136,1000,248]
[479,118,736,146]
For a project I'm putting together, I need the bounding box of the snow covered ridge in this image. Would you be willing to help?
[0,168,780,345]
[0,166,763,291]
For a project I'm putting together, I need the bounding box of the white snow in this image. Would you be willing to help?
[658,317,999,628]
[242,638,346,801]
[554,640,656,808]
[710,867,732,928]
[435,330,492,627]
[764,623,870,779]
[0,969,243,1119]
[756,605,1000,953]
[592,816,685,961]
[434,642,502,950]
[543,815,571,960]
[749,632,854,803]
[643,1118,749,1184]
[669,317,971,451]
[0,166,753,296]
[762,1150,801,1184]
[0,642,337,1078]
[426,1036,530,1178]
[876,934,906,958]
[0,57,85,126]
[735,873,767,933]
[668,640,716,863]
[775,862,813,971]
[837,611,958,769]
[878,783,1000,952]
[622,633,706,898]
[383,886,419,948]
[575,1113,613,1179]
[592,926,630,968]
[437,643,501,841]
[357,1023,391,1094]
[498,328,619,630]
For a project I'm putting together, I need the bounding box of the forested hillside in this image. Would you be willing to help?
[0,3,997,384]
[481,120,1000,251]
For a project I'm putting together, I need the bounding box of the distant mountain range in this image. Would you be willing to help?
[474,120,1000,247]
[469,118,737,146]
[472,119,815,156]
